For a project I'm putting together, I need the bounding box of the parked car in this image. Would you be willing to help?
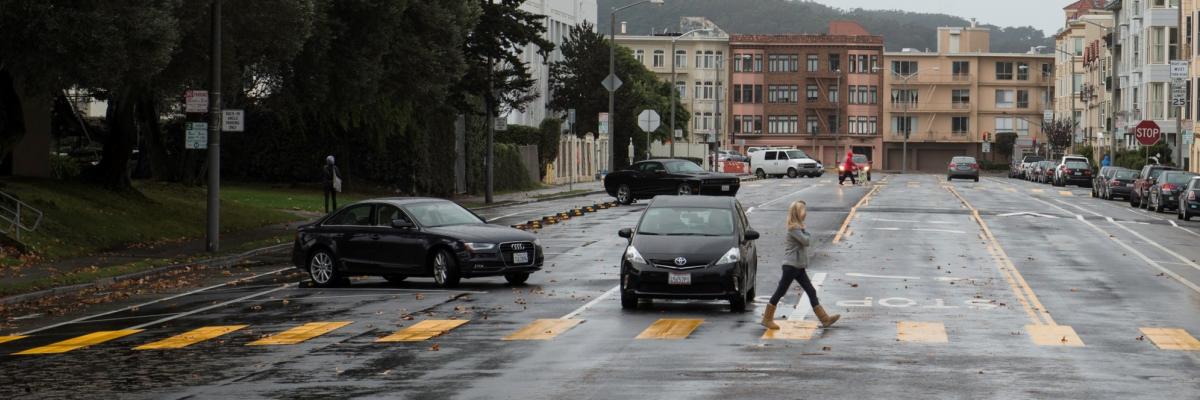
[1053,159,1093,187]
[716,149,748,163]
[1092,166,1123,197]
[1146,171,1199,213]
[852,154,873,181]
[1035,161,1058,184]
[292,198,543,288]
[944,156,979,182]
[1131,164,1180,208]
[1012,155,1044,179]
[1100,168,1138,200]
[604,159,740,205]
[617,195,759,312]
[1180,177,1200,221]
[749,149,824,179]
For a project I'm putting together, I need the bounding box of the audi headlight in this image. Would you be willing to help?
[533,238,542,248]
[716,247,740,265]
[624,246,647,264]
[463,242,496,251]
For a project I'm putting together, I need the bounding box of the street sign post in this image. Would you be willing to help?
[1170,60,1189,80]
[221,109,244,132]
[637,109,661,133]
[598,112,609,135]
[185,90,209,113]
[674,128,683,139]
[602,74,623,93]
[1133,120,1162,146]
[1043,110,1053,123]
[982,141,991,153]
[186,122,208,149]
[567,108,576,124]
[1184,130,1194,145]
[494,117,507,132]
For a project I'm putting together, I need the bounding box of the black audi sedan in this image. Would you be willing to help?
[604,159,740,205]
[617,196,758,312]
[292,198,543,288]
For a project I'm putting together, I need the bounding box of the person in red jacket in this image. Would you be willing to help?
[838,151,857,186]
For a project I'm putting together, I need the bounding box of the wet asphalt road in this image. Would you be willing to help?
[2,174,1199,399]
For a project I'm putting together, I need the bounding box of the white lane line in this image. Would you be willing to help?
[313,287,487,294]
[1028,197,1200,293]
[873,218,955,225]
[20,266,294,335]
[794,272,828,314]
[845,272,920,280]
[912,228,967,234]
[747,185,820,215]
[486,211,531,222]
[561,285,620,320]
[871,227,901,231]
[1056,199,1105,217]
[1106,217,1115,223]
[129,284,295,330]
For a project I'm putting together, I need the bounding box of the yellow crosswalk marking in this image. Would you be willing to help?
[377,320,469,342]
[1031,189,1044,193]
[503,319,583,341]
[1005,188,1017,192]
[1139,328,1200,351]
[0,335,26,344]
[14,330,143,355]
[134,325,248,350]
[247,322,352,346]
[636,319,703,340]
[1059,191,1073,197]
[761,320,818,340]
[1026,325,1084,347]
[897,321,948,343]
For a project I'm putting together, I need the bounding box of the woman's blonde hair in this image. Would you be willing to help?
[786,200,807,231]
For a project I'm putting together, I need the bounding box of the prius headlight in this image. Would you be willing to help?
[624,246,647,264]
[717,247,740,265]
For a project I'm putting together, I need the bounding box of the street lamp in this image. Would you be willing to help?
[609,0,664,171]
[668,28,712,160]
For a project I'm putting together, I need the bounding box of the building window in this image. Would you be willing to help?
[715,51,724,69]
[675,50,687,68]
[677,81,686,99]
[1016,118,1030,136]
[807,54,819,72]
[892,116,916,136]
[869,55,879,72]
[995,62,1013,80]
[1150,82,1165,119]
[952,116,969,134]
[1169,27,1180,61]
[703,112,713,130]
[1073,37,1084,56]
[703,81,714,100]
[753,54,763,72]
[754,84,763,103]
[652,50,664,68]
[892,89,918,105]
[1073,74,1083,93]
[996,117,1013,133]
[694,81,702,99]
[695,51,702,69]
[768,115,799,134]
[829,54,841,72]
[1017,90,1029,108]
[952,89,970,108]
[868,116,878,134]
[849,86,859,104]
[806,85,819,101]
[703,51,714,69]
[1017,62,1029,80]
[634,49,644,63]
[869,86,878,104]
[891,60,918,75]
[807,116,820,134]
[828,115,839,133]
[952,61,970,79]
[828,87,839,103]
[849,55,859,73]
[995,89,1014,108]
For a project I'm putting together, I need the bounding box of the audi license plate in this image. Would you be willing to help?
[1127,183,1134,187]
[512,252,529,264]
[721,185,730,192]
[1073,172,1081,176]
[668,272,691,285]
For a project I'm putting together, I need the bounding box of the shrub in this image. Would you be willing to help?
[49,154,82,180]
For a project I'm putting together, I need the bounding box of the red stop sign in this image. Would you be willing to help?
[1133,120,1161,146]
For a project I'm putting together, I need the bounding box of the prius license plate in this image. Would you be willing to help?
[721,185,730,192]
[1127,183,1134,187]
[512,252,529,264]
[668,272,691,285]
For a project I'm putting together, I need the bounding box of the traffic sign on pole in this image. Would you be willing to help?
[598,112,609,135]
[185,90,208,113]
[1133,120,1162,146]
[186,122,208,149]
[1170,60,1189,80]
[221,109,244,132]
[602,74,623,93]
[637,109,661,133]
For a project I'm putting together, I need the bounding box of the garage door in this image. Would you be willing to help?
[915,149,960,172]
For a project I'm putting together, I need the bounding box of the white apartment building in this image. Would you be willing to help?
[1111,0,1182,151]
[507,0,597,128]
[1053,6,1114,158]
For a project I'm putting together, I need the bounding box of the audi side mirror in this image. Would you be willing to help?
[391,219,415,229]
[618,228,633,238]
[744,230,760,241]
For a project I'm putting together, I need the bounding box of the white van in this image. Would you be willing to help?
[749,149,824,178]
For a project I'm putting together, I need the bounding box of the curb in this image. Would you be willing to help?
[468,189,608,211]
[0,243,292,306]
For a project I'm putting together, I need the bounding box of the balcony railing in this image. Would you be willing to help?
[951,102,970,110]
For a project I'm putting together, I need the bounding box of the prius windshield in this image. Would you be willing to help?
[637,207,734,236]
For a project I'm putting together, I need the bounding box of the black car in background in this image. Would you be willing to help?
[1053,160,1093,187]
[1147,171,1200,213]
[604,159,740,205]
[1100,168,1138,200]
[617,196,759,312]
[1092,166,1123,197]
[292,198,543,288]
[1180,177,1200,221]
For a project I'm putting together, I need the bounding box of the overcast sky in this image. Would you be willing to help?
[809,0,1066,35]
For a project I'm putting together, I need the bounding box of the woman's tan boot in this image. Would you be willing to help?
[813,305,840,328]
[761,303,780,329]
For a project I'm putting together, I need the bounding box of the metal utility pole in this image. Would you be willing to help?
[486,56,495,204]
[206,0,221,252]
[835,68,842,156]
[714,53,723,172]
[608,1,663,170]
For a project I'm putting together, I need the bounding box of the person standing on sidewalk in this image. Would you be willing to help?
[762,200,840,329]
[322,155,341,213]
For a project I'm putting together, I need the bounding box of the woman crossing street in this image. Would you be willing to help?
[762,200,841,329]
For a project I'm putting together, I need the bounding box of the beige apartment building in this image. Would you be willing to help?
[882,25,1054,171]
[1054,5,1114,160]
[616,17,730,160]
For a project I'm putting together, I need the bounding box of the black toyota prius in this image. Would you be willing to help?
[292,198,543,288]
[617,196,759,312]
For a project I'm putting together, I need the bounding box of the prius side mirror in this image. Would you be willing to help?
[618,228,633,238]
[744,230,760,241]
[391,219,415,229]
